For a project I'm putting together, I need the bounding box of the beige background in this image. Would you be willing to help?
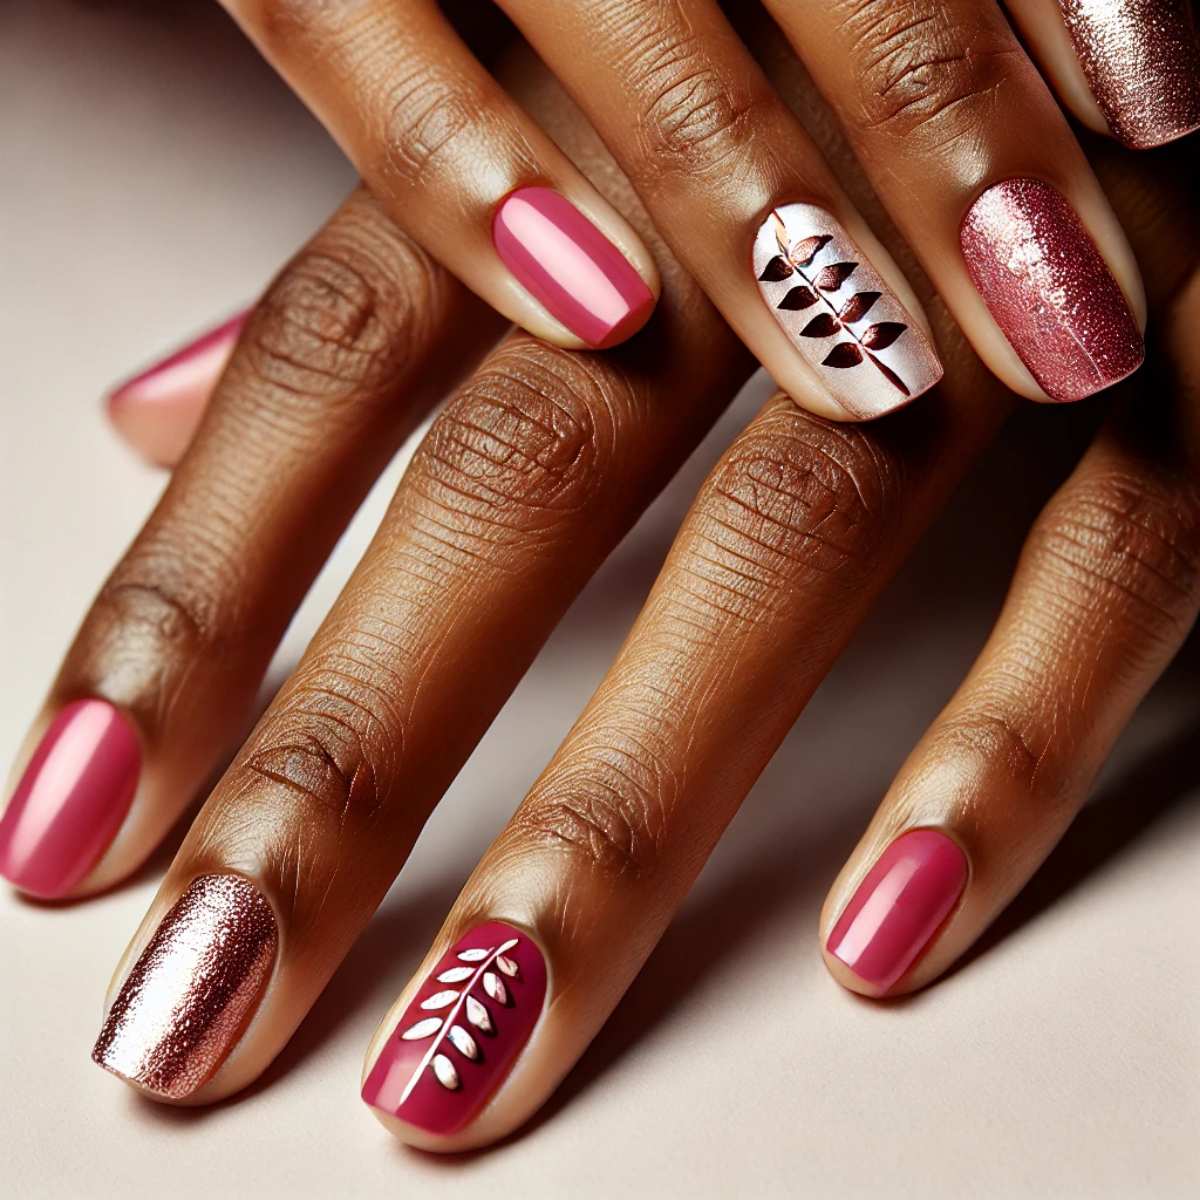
[1,3,1197,1196]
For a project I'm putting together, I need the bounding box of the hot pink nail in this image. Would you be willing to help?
[826,829,967,994]
[960,178,1143,403]
[362,922,547,1136]
[492,187,654,348]
[106,310,248,466]
[0,700,141,899]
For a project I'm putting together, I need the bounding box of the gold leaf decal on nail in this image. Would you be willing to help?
[839,291,881,323]
[437,966,474,983]
[861,322,906,350]
[420,989,460,1011]
[757,255,792,282]
[401,1017,444,1040]
[432,1054,460,1090]
[447,1025,479,1060]
[777,285,817,311]
[823,344,864,368]
[801,313,839,338]
[790,234,832,266]
[814,262,856,292]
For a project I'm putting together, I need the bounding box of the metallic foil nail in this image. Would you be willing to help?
[1056,0,1200,149]
[960,178,1144,403]
[754,204,942,420]
[92,874,277,1100]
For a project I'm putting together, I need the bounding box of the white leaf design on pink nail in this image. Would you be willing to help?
[496,954,519,978]
[432,1054,460,1090]
[465,995,493,1034]
[400,1017,443,1041]
[458,948,491,962]
[437,966,474,983]
[420,989,460,1011]
[483,972,508,1005]
[447,1025,479,1060]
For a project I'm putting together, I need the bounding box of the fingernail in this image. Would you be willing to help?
[827,829,968,994]
[492,187,655,349]
[0,700,140,899]
[755,204,943,420]
[1056,0,1200,149]
[92,874,277,1100]
[106,310,248,467]
[961,178,1144,402]
[363,921,548,1136]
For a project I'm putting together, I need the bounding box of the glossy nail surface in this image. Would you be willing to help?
[0,700,140,898]
[754,205,942,420]
[106,310,247,466]
[92,875,277,1100]
[827,829,968,994]
[961,178,1143,402]
[363,922,547,1136]
[1057,0,1200,148]
[492,188,654,348]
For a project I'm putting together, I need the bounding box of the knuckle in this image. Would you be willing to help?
[934,705,1064,800]
[835,0,1019,143]
[688,404,897,621]
[378,61,482,187]
[245,220,440,412]
[411,341,621,539]
[1032,470,1200,641]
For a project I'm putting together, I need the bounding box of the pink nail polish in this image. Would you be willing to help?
[492,188,655,348]
[0,700,141,899]
[362,922,547,1136]
[961,178,1144,403]
[106,311,248,467]
[1056,0,1200,149]
[827,829,968,994]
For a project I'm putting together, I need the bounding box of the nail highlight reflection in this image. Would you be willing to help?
[92,875,277,1100]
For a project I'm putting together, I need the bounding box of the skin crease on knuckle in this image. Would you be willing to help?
[832,0,1026,145]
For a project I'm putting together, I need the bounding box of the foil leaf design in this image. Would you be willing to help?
[801,313,839,338]
[814,262,856,292]
[861,322,906,350]
[823,343,864,368]
[777,285,817,311]
[432,1054,460,1090]
[401,1017,444,1041]
[839,291,881,322]
[758,255,793,282]
[790,234,832,265]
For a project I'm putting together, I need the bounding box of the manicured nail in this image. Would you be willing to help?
[1056,0,1200,148]
[0,700,140,899]
[961,178,1144,403]
[92,874,277,1100]
[106,310,248,467]
[827,829,968,994]
[755,205,943,420]
[492,188,655,349]
[363,921,547,1136]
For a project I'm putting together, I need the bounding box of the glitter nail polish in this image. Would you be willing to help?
[961,178,1144,402]
[1056,1,1200,149]
[92,875,277,1100]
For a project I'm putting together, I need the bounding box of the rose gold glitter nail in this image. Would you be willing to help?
[961,178,1144,403]
[1057,0,1200,149]
[92,874,277,1100]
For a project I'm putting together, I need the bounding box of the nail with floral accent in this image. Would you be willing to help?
[754,204,943,421]
[362,922,547,1138]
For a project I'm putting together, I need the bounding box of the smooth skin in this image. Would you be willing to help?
[3,3,1197,1153]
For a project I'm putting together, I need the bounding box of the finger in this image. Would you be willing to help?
[218,1,658,349]
[0,188,497,899]
[496,0,944,421]
[757,0,1146,404]
[1007,0,1200,150]
[357,372,1010,1148]
[89,77,758,1101]
[822,273,1200,996]
[106,310,248,467]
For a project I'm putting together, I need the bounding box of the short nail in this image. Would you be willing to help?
[1056,0,1200,149]
[755,204,943,420]
[0,700,140,899]
[363,921,548,1136]
[961,178,1144,403]
[106,310,248,466]
[492,187,655,349]
[827,829,968,994]
[92,874,277,1100]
